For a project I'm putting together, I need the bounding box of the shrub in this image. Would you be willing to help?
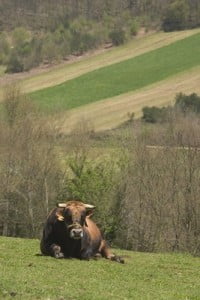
[162,0,189,32]
[6,53,24,73]
[109,28,126,46]
[175,92,200,114]
[12,27,30,48]
[142,106,171,123]
[130,20,139,36]
[59,120,123,240]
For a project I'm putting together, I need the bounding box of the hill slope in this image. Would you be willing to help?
[0,29,199,100]
[1,29,200,132]
[61,65,200,132]
[31,32,200,113]
[0,236,200,300]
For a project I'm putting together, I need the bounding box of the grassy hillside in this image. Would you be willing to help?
[0,29,199,99]
[0,236,200,300]
[1,29,200,132]
[60,65,200,132]
[31,32,200,113]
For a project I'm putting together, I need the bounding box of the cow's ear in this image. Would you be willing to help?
[84,209,94,226]
[56,210,64,222]
[85,204,96,218]
[84,203,96,217]
[86,210,94,218]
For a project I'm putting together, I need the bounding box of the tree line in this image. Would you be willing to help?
[0,0,200,73]
[1,0,199,31]
[1,85,200,256]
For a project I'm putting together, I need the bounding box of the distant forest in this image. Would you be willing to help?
[1,0,200,30]
[0,0,200,73]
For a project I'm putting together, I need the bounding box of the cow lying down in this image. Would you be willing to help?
[40,200,124,263]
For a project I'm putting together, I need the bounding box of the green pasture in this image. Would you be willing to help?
[31,32,200,113]
[0,236,200,300]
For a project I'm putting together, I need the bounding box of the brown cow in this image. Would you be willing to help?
[40,200,124,263]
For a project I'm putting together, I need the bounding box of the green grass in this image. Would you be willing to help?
[1,236,200,300]
[31,32,200,113]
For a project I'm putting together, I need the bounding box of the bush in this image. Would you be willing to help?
[41,35,58,63]
[6,53,24,73]
[175,92,200,114]
[59,120,123,240]
[162,0,189,32]
[12,27,30,48]
[109,28,126,46]
[130,20,139,36]
[142,106,171,123]
[142,93,200,124]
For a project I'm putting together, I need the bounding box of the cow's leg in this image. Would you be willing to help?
[41,239,64,258]
[81,248,93,260]
[49,244,65,258]
[99,240,124,264]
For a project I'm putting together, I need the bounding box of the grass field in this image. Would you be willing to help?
[0,236,200,300]
[60,65,200,132]
[1,29,200,132]
[0,29,199,99]
[31,32,200,114]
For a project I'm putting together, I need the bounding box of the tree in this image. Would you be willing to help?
[109,28,126,46]
[6,52,24,73]
[162,0,189,31]
[175,92,200,114]
[142,106,171,123]
[0,85,63,237]
[0,32,9,64]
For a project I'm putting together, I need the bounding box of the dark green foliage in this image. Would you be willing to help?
[62,155,122,239]
[142,93,200,123]
[175,92,200,114]
[109,28,126,46]
[5,53,24,73]
[130,19,139,36]
[162,0,190,31]
[142,106,171,123]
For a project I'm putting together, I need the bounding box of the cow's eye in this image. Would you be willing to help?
[81,214,86,224]
[67,215,72,223]
[64,209,72,221]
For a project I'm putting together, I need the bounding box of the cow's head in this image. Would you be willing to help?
[56,201,95,240]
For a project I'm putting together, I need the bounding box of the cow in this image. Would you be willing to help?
[40,200,124,263]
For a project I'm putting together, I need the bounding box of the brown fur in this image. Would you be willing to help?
[40,200,124,263]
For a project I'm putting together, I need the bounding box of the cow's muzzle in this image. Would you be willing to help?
[68,223,83,240]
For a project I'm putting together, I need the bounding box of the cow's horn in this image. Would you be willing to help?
[57,203,66,208]
[84,203,96,209]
